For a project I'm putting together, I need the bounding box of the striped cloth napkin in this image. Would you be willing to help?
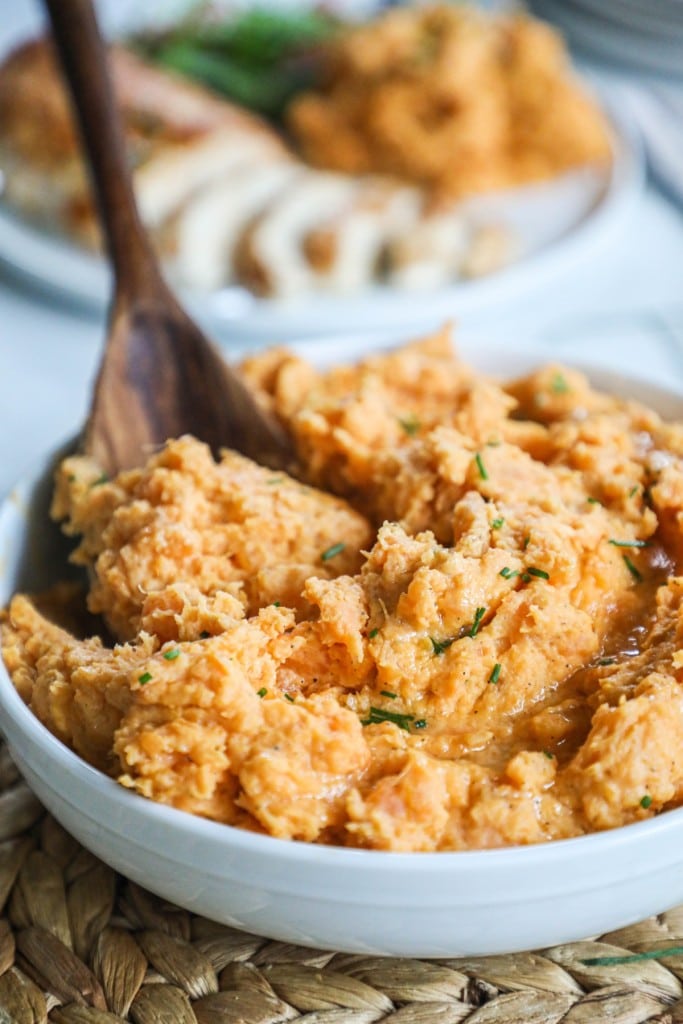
[599,74,683,208]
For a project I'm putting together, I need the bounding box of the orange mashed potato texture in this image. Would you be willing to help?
[4,330,683,851]
[288,6,611,200]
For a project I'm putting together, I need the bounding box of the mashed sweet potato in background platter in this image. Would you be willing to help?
[4,329,683,852]
[288,6,611,200]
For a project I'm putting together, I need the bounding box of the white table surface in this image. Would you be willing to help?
[2,1,683,499]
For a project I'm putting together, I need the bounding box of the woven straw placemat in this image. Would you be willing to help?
[2,741,683,1024]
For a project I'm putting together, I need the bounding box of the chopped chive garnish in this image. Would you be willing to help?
[587,497,601,505]
[522,535,531,550]
[321,542,345,562]
[162,649,180,661]
[362,706,415,731]
[138,672,152,685]
[90,473,109,488]
[640,794,652,809]
[487,440,502,448]
[475,453,489,481]
[526,567,550,580]
[469,607,486,638]
[609,539,650,548]
[500,567,520,579]
[267,476,284,485]
[380,690,397,699]
[551,372,569,394]
[284,693,295,703]
[398,415,421,437]
[413,719,427,730]
[491,517,505,530]
[599,657,616,666]
[257,687,267,698]
[489,663,501,684]
[368,628,379,639]
[430,636,455,656]
[623,554,643,583]
[581,946,683,967]
[521,573,531,583]
[543,750,554,759]
[272,600,281,607]
[628,485,639,498]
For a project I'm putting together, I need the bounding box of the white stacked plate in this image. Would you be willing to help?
[530,0,683,77]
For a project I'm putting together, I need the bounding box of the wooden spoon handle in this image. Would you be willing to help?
[43,0,163,300]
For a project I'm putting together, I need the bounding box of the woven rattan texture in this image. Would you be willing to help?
[2,742,683,1024]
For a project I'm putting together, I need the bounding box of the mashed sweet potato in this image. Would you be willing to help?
[288,6,611,200]
[4,330,683,851]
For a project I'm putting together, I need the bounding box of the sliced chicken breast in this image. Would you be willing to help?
[301,179,423,293]
[388,206,474,290]
[135,129,289,229]
[0,37,514,298]
[0,38,287,243]
[388,197,515,290]
[171,161,303,292]
[234,171,362,298]
[459,222,515,278]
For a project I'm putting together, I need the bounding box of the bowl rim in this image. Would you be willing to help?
[3,350,683,878]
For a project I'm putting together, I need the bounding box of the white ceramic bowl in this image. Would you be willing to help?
[3,338,683,958]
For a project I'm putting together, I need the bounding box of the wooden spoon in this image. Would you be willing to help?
[43,0,294,477]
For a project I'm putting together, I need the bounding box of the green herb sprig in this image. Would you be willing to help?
[134,7,339,120]
[623,554,643,583]
[469,607,486,637]
[362,707,415,731]
[475,453,488,481]
[430,636,455,656]
[525,567,550,581]
[321,542,345,562]
[398,415,421,437]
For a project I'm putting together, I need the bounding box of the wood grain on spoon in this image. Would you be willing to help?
[43,0,294,477]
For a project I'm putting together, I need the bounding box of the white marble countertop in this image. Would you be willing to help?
[2,1,683,499]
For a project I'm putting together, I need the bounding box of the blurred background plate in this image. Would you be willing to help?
[0,103,643,343]
[0,0,645,343]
